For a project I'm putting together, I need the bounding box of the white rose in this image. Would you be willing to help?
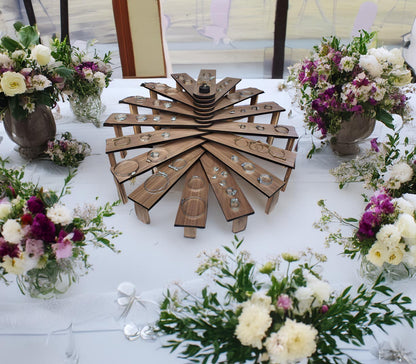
[93,71,106,88]
[388,48,405,66]
[0,201,12,219]
[394,197,414,215]
[0,71,27,96]
[375,224,402,247]
[395,213,416,239]
[367,242,388,267]
[46,204,73,225]
[386,244,405,265]
[389,162,413,184]
[359,54,383,78]
[293,286,314,315]
[306,273,331,304]
[2,219,24,244]
[403,193,416,210]
[391,68,412,86]
[31,44,51,66]
[31,74,52,91]
[0,252,38,275]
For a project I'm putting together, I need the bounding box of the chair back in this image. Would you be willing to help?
[112,0,170,78]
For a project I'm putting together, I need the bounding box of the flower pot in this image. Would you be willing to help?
[2,105,56,160]
[360,255,415,282]
[16,259,79,299]
[69,92,104,127]
[330,113,376,156]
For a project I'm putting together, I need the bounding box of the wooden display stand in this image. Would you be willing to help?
[105,69,298,237]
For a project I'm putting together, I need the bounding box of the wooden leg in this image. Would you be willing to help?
[266,112,281,145]
[232,216,247,233]
[265,191,280,214]
[248,95,259,123]
[134,203,151,224]
[282,168,293,192]
[108,152,117,168]
[285,138,295,151]
[184,227,197,238]
[113,125,127,158]
[113,176,128,204]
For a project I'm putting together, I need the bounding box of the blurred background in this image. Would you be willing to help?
[0,0,414,78]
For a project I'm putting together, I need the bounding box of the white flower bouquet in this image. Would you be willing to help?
[0,158,120,298]
[155,237,416,363]
[287,31,411,156]
[0,22,71,120]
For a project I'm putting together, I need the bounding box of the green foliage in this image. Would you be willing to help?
[156,238,416,363]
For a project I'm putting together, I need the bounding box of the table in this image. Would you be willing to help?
[0,78,415,363]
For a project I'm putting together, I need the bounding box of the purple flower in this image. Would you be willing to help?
[25,238,44,257]
[52,231,73,259]
[31,213,56,242]
[277,294,292,310]
[0,237,20,258]
[370,138,379,152]
[357,211,380,239]
[320,305,329,313]
[27,196,45,214]
[72,229,84,242]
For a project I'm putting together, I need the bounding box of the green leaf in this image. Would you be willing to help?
[376,109,394,130]
[17,24,40,48]
[13,22,24,32]
[1,36,22,52]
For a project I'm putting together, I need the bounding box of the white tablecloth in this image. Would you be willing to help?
[0,78,415,363]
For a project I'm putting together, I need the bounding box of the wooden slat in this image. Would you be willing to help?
[174,162,209,229]
[202,142,285,197]
[104,112,199,128]
[201,133,296,169]
[200,102,285,123]
[197,121,298,139]
[200,153,254,222]
[193,69,217,100]
[111,137,205,184]
[141,82,263,113]
[129,148,205,210]
[106,129,207,153]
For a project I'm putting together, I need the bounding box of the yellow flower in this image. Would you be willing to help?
[31,44,51,66]
[1,71,26,96]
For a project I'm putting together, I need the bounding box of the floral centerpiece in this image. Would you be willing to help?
[288,31,412,157]
[0,22,72,158]
[156,237,416,363]
[0,158,120,297]
[46,132,91,168]
[51,38,112,127]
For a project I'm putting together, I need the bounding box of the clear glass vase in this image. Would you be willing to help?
[16,259,79,299]
[360,255,415,282]
[69,92,104,127]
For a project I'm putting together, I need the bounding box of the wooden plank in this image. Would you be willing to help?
[197,121,298,139]
[106,129,207,153]
[139,83,264,114]
[111,137,206,184]
[128,148,205,210]
[200,153,254,222]
[202,142,285,198]
[104,112,200,128]
[199,102,285,123]
[174,162,209,229]
[232,216,248,233]
[201,133,296,169]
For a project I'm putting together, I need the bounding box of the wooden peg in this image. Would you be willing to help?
[184,227,197,238]
[265,191,280,214]
[247,95,259,123]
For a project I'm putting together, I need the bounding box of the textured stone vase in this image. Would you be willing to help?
[330,114,376,156]
[3,105,56,159]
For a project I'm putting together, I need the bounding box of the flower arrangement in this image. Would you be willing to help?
[0,22,71,120]
[316,187,416,281]
[51,38,112,99]
[46,132,91,168]
[330,133,416,190]
[0,158,120,297]
[156,237,416,363]
[288,31,411,155]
